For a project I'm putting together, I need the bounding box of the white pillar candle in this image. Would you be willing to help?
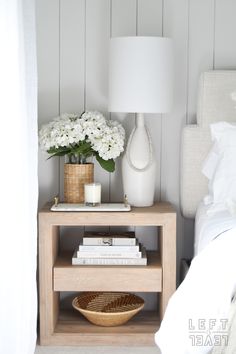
[84,183,101,206]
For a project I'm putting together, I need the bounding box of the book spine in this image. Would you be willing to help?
[78,244,139,252]
[76,251,142,258]
[82,237,136,246]
[72,257,147,266]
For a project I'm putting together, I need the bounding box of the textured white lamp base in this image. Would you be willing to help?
[122,113,156,207]
[122,155,156,207]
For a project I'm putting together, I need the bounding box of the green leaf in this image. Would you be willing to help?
[72,141,93,155]
[47,146,71,159]
[47,146,70,154]
[96,154,115,172]
[47,151,68,159]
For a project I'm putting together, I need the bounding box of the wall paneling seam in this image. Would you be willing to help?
[159,0,164,201]
[186,0,190,124]
[84,0,87,111]
[181,0,191,263]
[109,0,112,205]
[136,0,138,36]
[37,0,235,276]
[213,0,216,69]
[58,0,61,197]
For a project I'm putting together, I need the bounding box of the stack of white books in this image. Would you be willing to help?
[72,231,147,266]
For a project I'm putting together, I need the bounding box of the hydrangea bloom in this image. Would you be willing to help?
[39,111,125,172]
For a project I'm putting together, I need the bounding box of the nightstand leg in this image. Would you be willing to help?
[159,216,176,320]
[39,219,59,344]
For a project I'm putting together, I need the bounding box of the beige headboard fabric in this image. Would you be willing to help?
[181,70,236,218]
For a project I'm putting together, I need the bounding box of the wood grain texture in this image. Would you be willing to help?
[52,310,158,346]
[39,216,59,343]
[40,202,176,226]
[54,251,162,292]
[159,213,176,318]
[39,203,176,345]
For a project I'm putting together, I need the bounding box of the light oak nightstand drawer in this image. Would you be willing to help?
[54,251,162,292]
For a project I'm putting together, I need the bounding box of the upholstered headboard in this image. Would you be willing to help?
[181,70,236,218]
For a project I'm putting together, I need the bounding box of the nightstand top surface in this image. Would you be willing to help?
[39,202,176,226]
[40,201,176,214]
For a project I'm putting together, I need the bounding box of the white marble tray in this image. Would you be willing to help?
[51,203,131,212]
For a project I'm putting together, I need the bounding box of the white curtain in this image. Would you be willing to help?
[0,1,38,354]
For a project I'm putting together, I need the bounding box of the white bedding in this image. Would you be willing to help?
[194,202,236,255]
[155,204,236,354]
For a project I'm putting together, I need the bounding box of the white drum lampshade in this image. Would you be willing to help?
[108,37,173,207]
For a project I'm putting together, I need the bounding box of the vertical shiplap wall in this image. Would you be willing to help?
[37,0,60,206]
[37,0,236,274]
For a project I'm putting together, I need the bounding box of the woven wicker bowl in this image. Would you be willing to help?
[72,292,145,327]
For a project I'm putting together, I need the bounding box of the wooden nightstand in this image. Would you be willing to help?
[39,202,176,346]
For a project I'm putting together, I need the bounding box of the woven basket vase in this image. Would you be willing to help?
[64,163,94,203]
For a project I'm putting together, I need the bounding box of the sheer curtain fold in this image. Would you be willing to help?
[0,1,38,354]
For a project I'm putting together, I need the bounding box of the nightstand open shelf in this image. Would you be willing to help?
[52,309,160,346]
[39,202,176,346]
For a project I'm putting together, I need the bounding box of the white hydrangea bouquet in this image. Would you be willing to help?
[39,111,125,172]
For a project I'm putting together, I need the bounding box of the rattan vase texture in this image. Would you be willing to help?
[64,163,94,203]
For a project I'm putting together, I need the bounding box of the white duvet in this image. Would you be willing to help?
[155,204,236,354]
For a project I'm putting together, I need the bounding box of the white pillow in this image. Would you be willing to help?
[202,122,236,214]
[202,121,236,181]
[201,142,219,181]
[210,121,236,147]
[207,147,236,214]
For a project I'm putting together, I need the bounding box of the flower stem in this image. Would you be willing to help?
[79,154,86,164]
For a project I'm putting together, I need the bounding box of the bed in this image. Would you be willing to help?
[155,71,236,354]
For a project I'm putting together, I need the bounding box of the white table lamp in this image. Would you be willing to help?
[108,36,173,206]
